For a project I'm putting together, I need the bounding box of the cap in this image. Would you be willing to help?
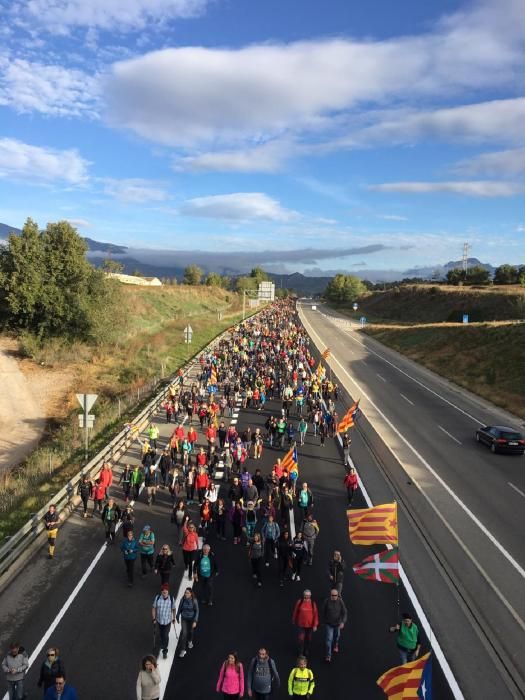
[160,583,169,591]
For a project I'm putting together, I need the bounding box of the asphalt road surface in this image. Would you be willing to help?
[1,308,521,699]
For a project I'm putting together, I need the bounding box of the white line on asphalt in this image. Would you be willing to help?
[343,326,485,426]
[303,315,525,579]
[509,482,525,499]
[376,373,387,382]
[438,425,462,445]
[230,419,237,426]
[400,393,415,406]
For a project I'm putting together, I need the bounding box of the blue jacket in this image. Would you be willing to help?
[44,684,79,700]
[120,537,139,560]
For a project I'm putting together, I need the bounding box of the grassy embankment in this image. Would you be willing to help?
[332,285,525,419]
[0,285,251,538]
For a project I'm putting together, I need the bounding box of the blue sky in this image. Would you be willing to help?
[1,0,524,275]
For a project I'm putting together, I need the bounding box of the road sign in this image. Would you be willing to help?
[353,303,358,311]
[183,325,193,343]
[78,414,95,428]
[360,316,367,327]
[311,305,317,310]
[463,314,469,324]
[76,394,98,412]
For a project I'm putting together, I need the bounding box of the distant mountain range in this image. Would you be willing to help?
[0,222,500,292]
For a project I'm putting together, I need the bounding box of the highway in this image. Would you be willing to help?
[299,302,525,698]
[0,308,522,699]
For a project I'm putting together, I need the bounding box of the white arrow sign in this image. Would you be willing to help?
[184,325,193,334]
[76,393,98,412]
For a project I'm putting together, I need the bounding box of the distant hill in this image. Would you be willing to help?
[404,257,496,280]
[0,223,22,237]
[266,271,332,295]
[0,223,128,256]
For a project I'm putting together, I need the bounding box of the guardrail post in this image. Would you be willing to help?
[31,513,39,536]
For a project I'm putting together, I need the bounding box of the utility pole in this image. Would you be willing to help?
[462,242,470,280]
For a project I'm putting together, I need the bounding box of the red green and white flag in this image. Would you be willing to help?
[353,547,400,584]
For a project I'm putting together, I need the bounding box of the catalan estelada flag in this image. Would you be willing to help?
[347,502,398,545]
[337,399,360,433]
[281,446,299,475]
[321,348,331,359]
[352,547,400,584]
[316,362,325,378]
[377,652,432,699]
[209,365,218,385]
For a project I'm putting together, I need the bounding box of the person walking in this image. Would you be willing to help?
[247,648,279,700]
[43,675,78,700]
[343,467,359,506]
[249,533,264,587]
[277,530,292,587]
[301,515,319,566]
[101,498,121,544]
[261,515,280,566]
[98,462,114,499]
[328,551,346,595]
[154,545,176,586]
[136,655,161,700]
[291,591,319,657]
[181,520,199,579]
[37,648,65,695]
[216,652,245,699]
[342,434,352,470]
[130,465,143,501]
[297,419,307,446]
[297,483,314,522]
[290,532,307,582]
[77,476,93,518]
[139,525,156,577]
[152,585,176,659]
[176,588,199,658]
[287,656,315,698]
[322,590,347,662]
[144,464,158,506]
[120,529,139,587]
[195,543,219,606]
[2,642,28,700]
[43,505,60,559]
[171,500,187,545]
[389,613,421,664]
[119,464,133,501]
[214,498,228,541]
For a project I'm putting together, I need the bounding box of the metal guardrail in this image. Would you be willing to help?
[0,317,245,580]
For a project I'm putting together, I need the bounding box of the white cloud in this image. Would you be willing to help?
[66,218,91,228]
[0,138,89,184]
[378,214,409,221]
[516,225,525,232]
[180,193,299,222]
[104,0,525,149]
[369,181,525,197]
[0,55,99,117]
[11,0,208,32]
[174,141,293,173]
[102,178,169,203]
[455,148,525,176]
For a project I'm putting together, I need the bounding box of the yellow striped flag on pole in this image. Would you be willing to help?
[347,502,398,545]
[337,399,360,433]
[321,348,331,359]
[377,652,432,699]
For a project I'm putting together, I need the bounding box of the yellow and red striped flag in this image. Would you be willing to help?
[209,365,218,385]
[337,399,360,433]
[347,502,398,545]
[316,362,325,378]
[321,347,331,359]
[377,652,431,699]
[281,446,299,475]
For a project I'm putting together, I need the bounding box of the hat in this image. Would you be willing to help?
[160,583,169,591]
[143,524,151,530]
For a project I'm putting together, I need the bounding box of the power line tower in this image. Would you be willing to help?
[462,242,470,279]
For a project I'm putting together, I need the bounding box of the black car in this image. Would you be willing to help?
[475,425,525,454]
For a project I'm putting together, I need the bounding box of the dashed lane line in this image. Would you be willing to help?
[400,393,415,406]
[508,482,525,499]
[438,425,462,446]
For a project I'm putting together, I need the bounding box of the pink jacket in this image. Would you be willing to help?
[216,662,244,695]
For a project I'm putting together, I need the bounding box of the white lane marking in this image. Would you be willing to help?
[509,482,525,499]
[230,419,238,426]
[376,373,387,382]
[400,393,414,406]
[302,313,525,580]
[214,470,224,480]
[438,425,462,445]
[343,324,484,426]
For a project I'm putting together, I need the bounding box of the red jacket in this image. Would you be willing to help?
[93,483,106,500]
[206,427,217,441]
[197,452,208,467]
[344,473,359,491]
[98,467,113,487]
[187,429,198,444]
[195,473,210,490]
[292,599,319,629]
[175,426,185,441]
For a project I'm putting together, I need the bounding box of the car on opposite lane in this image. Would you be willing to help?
[475,425,525,455]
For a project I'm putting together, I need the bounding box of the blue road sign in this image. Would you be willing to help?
[463,314,469,324]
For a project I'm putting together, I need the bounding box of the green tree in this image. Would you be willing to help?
[517,266,525,286]
[249,266,270,285]
[324,274,366,303]
[494,264,517,285]
[446,268,464,285]
[101,258,124,274]
[205,271,223,287]
[183,265,203,285]
[235,276,257,293]
[0,218,124,342]
[467,265,491,285]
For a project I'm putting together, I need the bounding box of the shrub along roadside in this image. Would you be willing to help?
[0,308,252,540]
